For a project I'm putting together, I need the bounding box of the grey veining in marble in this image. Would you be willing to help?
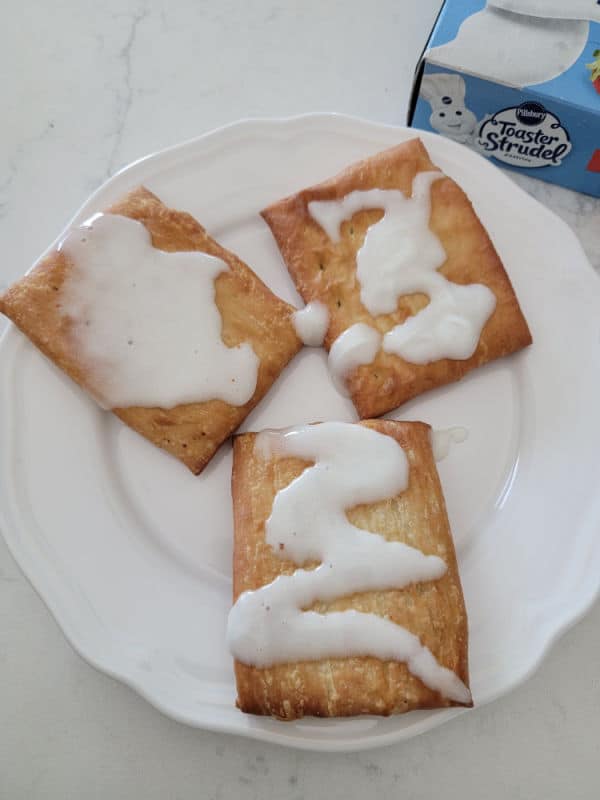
[1,1,599,799]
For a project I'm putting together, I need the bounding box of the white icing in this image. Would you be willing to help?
[311,171,496,381]
[488,0,600,22]
[428,7,589,88]
[327,323,382,396]
[252,426,297,460]
[431,427,469,462]
[227,422,471,704]
[310,174,446,316]
[292,301,329,346]
[59,213,259,409]
[382,276,496,365]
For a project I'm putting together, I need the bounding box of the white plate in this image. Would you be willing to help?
[1,114,600,752]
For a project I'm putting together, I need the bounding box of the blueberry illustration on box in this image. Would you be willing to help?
[408,0,600,197]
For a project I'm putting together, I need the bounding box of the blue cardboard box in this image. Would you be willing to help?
[408,1,600,197]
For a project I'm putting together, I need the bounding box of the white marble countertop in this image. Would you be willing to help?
[2,1,600,797]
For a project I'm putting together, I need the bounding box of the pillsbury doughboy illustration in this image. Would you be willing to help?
[428,1,600,88]
[420,73,478,144]
[410,1,600,196]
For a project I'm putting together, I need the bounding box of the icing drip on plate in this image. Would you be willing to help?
[309,171,496,395]
[59,213,259,409]
[327,323,382,395]
[292,301,329,346]
[431,426,469,462]
[227,422,471,704]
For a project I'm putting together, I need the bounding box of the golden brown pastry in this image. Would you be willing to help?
[231,420,471,719]
[261,138,532,418]
[0,187,302,473]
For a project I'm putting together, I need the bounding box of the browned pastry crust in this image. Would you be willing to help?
[0,187,302,473]
[261,138,532,418]
[232,420,471,720]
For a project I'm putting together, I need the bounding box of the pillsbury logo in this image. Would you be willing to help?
[476,102,571,168]
[515,102,546,126]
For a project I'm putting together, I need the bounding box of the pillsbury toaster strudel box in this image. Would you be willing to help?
[408,0,600,197]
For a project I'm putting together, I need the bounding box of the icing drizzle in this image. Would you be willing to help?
[308,171,496,393]
[59,213,259,409]
[292,301,329,346]
[227,422,471,704]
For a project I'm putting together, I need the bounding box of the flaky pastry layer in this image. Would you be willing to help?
[0,188,302,473]
[232,420,471,719]
[261,138,532,418]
